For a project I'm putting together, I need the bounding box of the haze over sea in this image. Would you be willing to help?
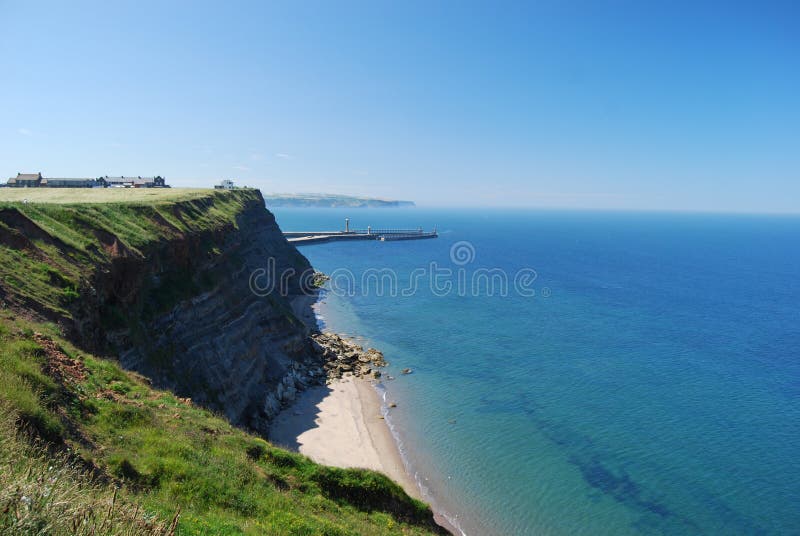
[272,207,800,536]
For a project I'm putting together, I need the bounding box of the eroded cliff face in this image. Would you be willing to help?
[113,203,326,432]
[0,190,326,434]
[119,203,322,432]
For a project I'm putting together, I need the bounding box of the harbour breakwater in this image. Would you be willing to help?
[284,219,438,245]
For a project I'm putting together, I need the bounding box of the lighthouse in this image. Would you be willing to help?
[345,218,350,233]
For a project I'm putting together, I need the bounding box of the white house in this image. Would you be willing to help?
[215,179,235,190]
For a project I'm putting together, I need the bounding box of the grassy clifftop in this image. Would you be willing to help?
[0,187,219,204]
[0,189,445,535]
[0,188,266,320]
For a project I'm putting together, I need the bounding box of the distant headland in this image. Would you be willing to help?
[263,193,415,208]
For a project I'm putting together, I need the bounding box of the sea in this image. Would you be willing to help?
[270,207,800,536]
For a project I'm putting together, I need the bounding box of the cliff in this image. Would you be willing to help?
[1,189,320,433]
[0,188,445,534]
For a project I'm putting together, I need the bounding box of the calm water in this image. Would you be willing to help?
[272,207,800,536]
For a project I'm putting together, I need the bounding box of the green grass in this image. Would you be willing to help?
[0,189,258,250]
[0,188,220,204]
[0,189,444,534]
[0,189,262,318]
[0,401,177,535]
[0,314,444,535]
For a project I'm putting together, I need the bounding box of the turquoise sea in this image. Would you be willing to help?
[271,208,800,536]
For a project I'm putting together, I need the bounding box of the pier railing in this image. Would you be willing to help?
[349,228,424,235]
[285,228,437,244]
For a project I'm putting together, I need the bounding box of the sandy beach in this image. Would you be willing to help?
[268,376,421,500]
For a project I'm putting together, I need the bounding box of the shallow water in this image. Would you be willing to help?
[273,207,800,536]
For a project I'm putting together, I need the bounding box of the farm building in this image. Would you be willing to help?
[5,173,168,188]
[99,176,167,188]
[40,177,99,188]
[6,173,43,187]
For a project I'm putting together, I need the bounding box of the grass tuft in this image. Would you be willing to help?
[0,402,176,535]
[0,314,446,535]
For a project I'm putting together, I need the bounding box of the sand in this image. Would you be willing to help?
[268,376,420,500]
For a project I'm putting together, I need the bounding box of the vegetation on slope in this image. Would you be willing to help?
[0,314,441,534]
[1,401,177,535]
[0,189,445,535]
[0,188,264,319]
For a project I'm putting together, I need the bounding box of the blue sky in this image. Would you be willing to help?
[1,1,798,211]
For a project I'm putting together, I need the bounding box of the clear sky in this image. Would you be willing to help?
[1,1,798,211]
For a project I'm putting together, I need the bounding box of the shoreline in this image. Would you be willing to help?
[268,375,421,500]
[268,373,461,534]
[273,290,463,534]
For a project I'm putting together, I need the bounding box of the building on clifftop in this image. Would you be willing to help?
[40,177,98,188]
[5,173,168,188]
[6,172,43,187]
[215,179,236,190]
[98,176,167,188]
